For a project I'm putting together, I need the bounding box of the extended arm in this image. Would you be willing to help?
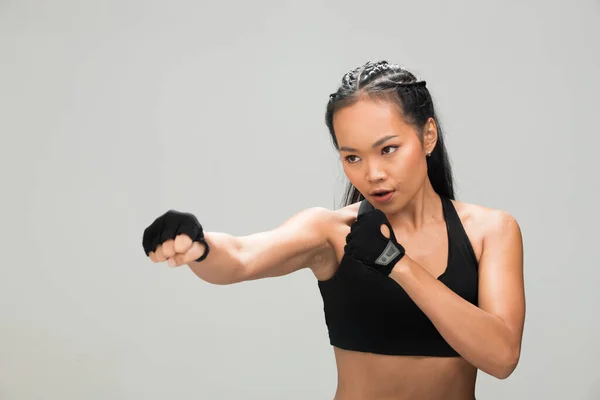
[157,207,335,285]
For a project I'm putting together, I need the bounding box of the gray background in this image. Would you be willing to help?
[1,0,599,399]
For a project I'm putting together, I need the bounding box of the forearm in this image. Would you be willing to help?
[186,207,332,285]
[187,232,245,285]
[390,257,520,379]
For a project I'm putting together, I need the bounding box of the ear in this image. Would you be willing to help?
[423,117,438,156]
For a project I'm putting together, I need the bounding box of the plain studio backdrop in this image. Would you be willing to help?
[1,0,599,399]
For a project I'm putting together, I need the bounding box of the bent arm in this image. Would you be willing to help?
[186,207,334,285]
[390,210,525,379]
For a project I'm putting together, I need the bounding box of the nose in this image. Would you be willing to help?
[365,160,387,183]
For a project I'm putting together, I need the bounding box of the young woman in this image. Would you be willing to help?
[142,61,526,400]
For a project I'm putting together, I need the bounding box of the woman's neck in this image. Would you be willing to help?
[386,180,442,232]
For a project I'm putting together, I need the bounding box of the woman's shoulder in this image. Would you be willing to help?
[333,202,361,224]
[316,202,361,248]
[452,199,521,243]
[295,203,359,227]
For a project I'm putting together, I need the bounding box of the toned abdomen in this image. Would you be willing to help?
[332,347,477,400]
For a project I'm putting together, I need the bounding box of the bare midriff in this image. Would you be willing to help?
[331,347,477,400]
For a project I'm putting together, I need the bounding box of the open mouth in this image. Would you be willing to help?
[373,191,392,197]
[371,190,395,202]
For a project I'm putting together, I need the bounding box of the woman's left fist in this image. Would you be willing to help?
[344,208,405,276]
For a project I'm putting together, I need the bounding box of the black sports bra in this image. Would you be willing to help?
[317,195,479,357]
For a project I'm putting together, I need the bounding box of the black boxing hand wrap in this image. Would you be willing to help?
[142,210,210,262]
[344,208,405,276]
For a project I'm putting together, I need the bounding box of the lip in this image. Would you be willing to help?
[370,188,394,196]
[371,190,395,203]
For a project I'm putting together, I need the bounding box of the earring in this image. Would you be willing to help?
[427,151,432,157]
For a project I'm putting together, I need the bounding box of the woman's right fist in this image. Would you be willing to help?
[142,210,210,267]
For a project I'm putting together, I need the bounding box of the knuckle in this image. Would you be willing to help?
[162,240,175,257]
[155,246,166,261]
[174,234,192,252]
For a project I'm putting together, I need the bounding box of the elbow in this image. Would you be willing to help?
[489,345,521,380]
[493,360,518,380]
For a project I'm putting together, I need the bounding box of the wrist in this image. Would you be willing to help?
[389,255,413,281]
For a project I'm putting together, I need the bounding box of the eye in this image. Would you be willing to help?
[345,155,360,163]
[382,145,398,155]
[344,146,398,164]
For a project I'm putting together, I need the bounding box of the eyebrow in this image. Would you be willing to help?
[338,135,398,152]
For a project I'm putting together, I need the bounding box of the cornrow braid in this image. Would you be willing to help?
[355,60,396,86]
[329,61,426,102]
[325,60,454,206]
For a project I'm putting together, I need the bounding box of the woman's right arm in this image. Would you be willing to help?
[185,207,336,285]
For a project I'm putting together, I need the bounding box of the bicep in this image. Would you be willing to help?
[238,207,335,281]
[478,211,526,345]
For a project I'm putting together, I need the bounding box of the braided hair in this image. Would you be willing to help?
[325,60,455,206]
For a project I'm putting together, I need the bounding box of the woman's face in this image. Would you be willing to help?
[333,97,435,211]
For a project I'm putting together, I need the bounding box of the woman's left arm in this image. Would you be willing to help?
[390,210,526,379]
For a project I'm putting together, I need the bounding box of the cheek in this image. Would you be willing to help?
[393,145,427,181]
[406,146,426,169]
[341,163,361,186]
[341,162,372,196]
[394,144,425,168]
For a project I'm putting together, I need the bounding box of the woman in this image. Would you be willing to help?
[142,61,526,400]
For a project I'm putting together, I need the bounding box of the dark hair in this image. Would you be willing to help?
[325,60,455,207]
